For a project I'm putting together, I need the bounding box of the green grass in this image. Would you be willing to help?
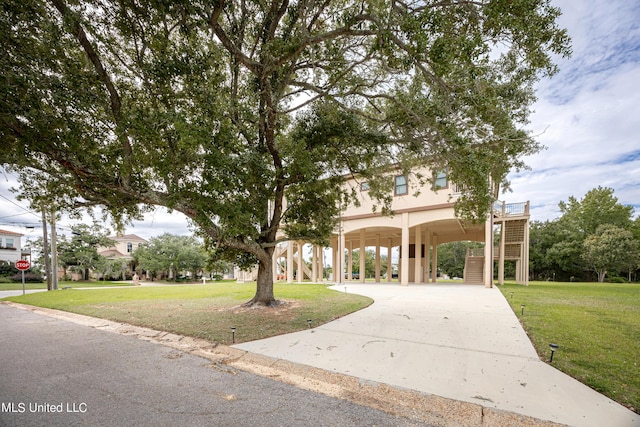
[2,282,371,345]
[499,281,640,414]
[0,280,134,291]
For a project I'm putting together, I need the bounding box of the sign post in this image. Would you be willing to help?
[16,260,31,296]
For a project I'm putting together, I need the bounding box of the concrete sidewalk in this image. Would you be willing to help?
[236,284,639,427]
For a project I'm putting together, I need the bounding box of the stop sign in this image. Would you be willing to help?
[15,260,30,271]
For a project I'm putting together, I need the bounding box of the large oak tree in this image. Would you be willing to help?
[1,0,570,305]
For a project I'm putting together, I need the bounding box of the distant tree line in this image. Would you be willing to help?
[529,187,639,282]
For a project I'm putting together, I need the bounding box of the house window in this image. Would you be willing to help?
[360,182,370,191]
[433,169,447,190]
[0,238,3,247]
[395,175,408,196]
[5,238,14,248]
[127,242,133,253]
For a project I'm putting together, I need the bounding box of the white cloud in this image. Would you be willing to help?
[505,0,640,220]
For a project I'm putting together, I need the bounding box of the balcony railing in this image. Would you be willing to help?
[493,201,529,217]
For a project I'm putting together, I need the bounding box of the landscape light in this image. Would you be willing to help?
[521,304,525,315]
[307,319,312,329]
[510,292,514,301]
[231,327,236,344]
[549,343,559,362]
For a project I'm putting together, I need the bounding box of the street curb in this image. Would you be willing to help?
[3,301,565,427]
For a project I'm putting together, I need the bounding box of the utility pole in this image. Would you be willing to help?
[50,211,59,290]
[42,210,52,291]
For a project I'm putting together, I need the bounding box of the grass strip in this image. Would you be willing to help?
[499,281,639,414]
[3,282,371,345]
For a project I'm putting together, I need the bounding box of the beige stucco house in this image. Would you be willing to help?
[98,233,147,259]
[274,167,530,287]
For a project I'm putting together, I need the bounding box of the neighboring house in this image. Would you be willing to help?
[0,229,24,264]
[98,233,148,276]
[274,166,530,287]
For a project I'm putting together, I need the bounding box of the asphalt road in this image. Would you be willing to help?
[0,304,429,427]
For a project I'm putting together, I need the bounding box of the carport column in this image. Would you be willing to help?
[311,244,318,282]
[272,245,278,282]
[484,215,493,288]
[401,212,409,286]
[360,229,366,283]
[297,241,304,283]
[498,221,505,285]
[338,231,345,284]
[347,241,353,280]
[375,234,381,283]
[425,230,431,282]
[524,218,530,286]
[431,235,438,282]
[317,245,323,281]
[287,241,294,283]
[387,239,393,282]
[414,224,422,284]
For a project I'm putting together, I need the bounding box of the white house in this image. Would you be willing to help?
[274,167,530,287]
[0,229,24,264]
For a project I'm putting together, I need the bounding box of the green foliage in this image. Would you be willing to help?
[582,224,639,282]
[349,248,388,278]
[531,187,639,282]
[1,0,571,303]
[0,261,17,277]
[57,223,113,279]
[11,272,43,282]
[134,234,206,280]
[437,241,483,278]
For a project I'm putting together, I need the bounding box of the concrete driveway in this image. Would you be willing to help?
[236,283,639,427]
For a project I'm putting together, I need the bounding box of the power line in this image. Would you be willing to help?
[0,193,40,219]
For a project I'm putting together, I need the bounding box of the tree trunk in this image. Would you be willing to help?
[598,270,606,283]
[247,251,277,306]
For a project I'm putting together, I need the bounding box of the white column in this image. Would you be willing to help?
[339,231,345,284]
[524,218,530,286]
[431,235,438,283]
[297,241,304,283]
[484,215,493,288]
[498,221,505,285]
[401,212,409,286]
[311,244,317,282]
[375,234,381,283]
[272,245,278,282]
[414,224,422,284]
[359,229,366,283]
[387,239,393,282]
[425,230,431,282]
[347,241,353,280]
[287,241,294,283]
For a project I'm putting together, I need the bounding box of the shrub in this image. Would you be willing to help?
[11,272,44,283]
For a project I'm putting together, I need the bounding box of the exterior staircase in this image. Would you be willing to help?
[463,249,484,285]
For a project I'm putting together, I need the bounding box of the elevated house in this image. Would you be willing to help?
[274,167,530,287]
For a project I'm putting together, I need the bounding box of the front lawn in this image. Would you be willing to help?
[499,281,640,414]
[0,280,134,291]
[2,282,372,345]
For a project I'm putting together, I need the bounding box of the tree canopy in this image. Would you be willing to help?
[0,0,570,304]
[530,187,639,282]
[134,234,207,281]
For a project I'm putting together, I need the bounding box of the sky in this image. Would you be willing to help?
[1,0,639,243]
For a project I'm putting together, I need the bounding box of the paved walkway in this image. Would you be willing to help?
[236,284,640,427]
